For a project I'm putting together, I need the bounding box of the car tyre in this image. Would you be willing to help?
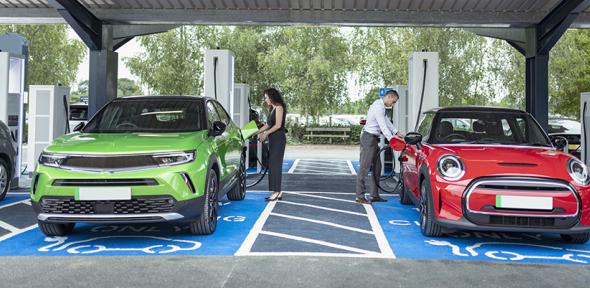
[0,158,11,201]
[190,169,219,235]
[227,153,246,201]
[38,221,75,236]
[419,179,443,237]
[560,232,590,244]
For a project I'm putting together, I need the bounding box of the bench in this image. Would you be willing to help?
[304,127,351,143]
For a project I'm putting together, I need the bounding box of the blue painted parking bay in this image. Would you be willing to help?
[0,159,589,266]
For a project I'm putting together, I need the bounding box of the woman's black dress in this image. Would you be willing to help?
[267,107,286,192]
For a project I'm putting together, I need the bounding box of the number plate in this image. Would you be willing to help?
[495,195,553,210]
[76,187,131,201]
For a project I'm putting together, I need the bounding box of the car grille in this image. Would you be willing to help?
[61,155,157,171]
[40,197,176,214]
[464,177,580,229]
[489,215,555,227]
[52,179,158,186]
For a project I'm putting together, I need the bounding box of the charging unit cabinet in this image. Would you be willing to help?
[233,84,250,127]
[27,85,70,172]
[408,52,439,132]
[0,33,28,187]
[581,92,590,165]
[204,50,235,112]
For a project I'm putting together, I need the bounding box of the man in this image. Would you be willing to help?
[356,90,403,204]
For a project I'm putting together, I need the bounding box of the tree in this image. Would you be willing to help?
[118,78,143,96]
[0,25,86,88]
[259,27,352,121]
[353,28,507,107]
[125,26,216,95]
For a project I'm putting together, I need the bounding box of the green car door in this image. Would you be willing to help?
[206,100,243,186]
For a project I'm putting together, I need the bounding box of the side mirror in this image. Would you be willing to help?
[209,121,227,137]
[550,135,568,151]
[73,122,85,132]
[404,132,423,146]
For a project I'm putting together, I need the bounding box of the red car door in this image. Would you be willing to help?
[403,144,420,198]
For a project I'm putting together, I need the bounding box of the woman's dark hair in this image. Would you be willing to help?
[264,88,287,112]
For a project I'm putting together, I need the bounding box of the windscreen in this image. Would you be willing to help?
[430,111,551,147]
[83,99,205,133]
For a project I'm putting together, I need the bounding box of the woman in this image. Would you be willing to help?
[257,88,287,201]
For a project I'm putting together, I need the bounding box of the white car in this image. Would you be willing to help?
[68,102,88,132]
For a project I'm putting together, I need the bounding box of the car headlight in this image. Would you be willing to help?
[437,155,465,181]
[152,151,195,166]
[567,158,589,185]
[38,153,68,168]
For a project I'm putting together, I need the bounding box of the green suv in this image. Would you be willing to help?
[31,96,246,236]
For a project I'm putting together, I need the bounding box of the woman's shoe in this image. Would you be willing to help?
[266,192,280,201]
[277,192,283,200]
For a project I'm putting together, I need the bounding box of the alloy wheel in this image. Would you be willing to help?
[419,185,427,228]
[0,164,7,193]
[207,175,219,229]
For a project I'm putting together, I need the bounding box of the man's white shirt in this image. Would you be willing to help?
[362,98,398,140]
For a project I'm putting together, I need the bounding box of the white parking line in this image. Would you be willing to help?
[364,204,396,258]
[288,159,301,174]
[0,220,20,232]
[279,200,367,216]
[0,225,37,242]
[235,200,277,256]
[259,231,380,255]
[284,192,357,203]
[270,212,374,234]
[347,160,357,175]
[242,252,393,258]
[0,199,31,210]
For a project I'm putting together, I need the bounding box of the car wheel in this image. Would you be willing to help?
[419,179,443,237]
[399,180,412,205]
[38,221,75,236]
[190,169,219,235]
[227,153,246,201]
[560,233,590,244]
[0,158,11,201]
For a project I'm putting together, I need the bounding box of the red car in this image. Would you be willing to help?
[400,107,590,244]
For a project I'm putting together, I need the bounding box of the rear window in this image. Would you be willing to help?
[83,99,205,133]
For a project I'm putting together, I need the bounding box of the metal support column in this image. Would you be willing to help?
[467,0,590,131]
[49,0,178,116]
[525,53,549,130]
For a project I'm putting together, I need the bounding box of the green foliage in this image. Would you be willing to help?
[0,25,86,87]
[70,78,142,101]
[125,26,216,95]
[260,27,352,120]
[117,78,143,97]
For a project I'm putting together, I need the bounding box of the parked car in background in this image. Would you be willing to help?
[68,102,88,133]
[0,120,16,200]
[548,118,581,159]
[400,106,590,244]
[32,96,246,236]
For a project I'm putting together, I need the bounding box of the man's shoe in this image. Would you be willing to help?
[371,196,388,202]
[355,197,371,204]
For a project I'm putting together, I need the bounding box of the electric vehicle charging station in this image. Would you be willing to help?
[580,92,590,166]
[203,49,264,174]
[408,52,439,131]
[26,85,70,173]
[204,49,235,109]
[0,33,28,188]
[377,52,438,178]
